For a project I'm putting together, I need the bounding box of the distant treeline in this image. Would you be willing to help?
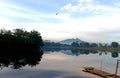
[71,41,119,48]
[0,29,43,49]
[43,41,70,49]
[43,41,120,48]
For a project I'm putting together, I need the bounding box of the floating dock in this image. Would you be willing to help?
[82,67,120,78]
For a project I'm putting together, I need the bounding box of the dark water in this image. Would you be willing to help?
[0,49,120,78]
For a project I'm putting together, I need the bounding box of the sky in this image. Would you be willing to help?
[0,0,120,43]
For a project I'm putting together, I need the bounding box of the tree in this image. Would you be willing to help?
[0,29,43,49]
[90,43,98,47]
[80,42,90,48]
[98,43,103,48]
[111,42,119,48]
[71,41,79,47]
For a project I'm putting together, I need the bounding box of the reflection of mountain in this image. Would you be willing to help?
[43,49,98,56]
[0,49,43,69]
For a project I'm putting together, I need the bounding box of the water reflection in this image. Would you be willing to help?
[71,49,98,56]
[43,48,119,58]
[99,51,108,56]
[111,52,119,58]
[0,49,43,69]
[0,48,119,78]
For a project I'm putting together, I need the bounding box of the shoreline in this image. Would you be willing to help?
[43,46,120,52]
[71,47,120,52]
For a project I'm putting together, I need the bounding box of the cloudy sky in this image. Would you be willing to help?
[0,0,120,43]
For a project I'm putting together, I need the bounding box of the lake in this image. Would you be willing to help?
[0,49,120,78]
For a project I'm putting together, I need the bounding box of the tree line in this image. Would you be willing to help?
[71,41,119,48]
[43,41,120,48]
[0,29,43,49]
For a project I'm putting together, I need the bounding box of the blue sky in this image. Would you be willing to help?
[0,0,120,43]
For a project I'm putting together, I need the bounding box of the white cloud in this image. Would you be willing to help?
[60,0,120,14]
[60,3,72,11]
[54,0,120,42]
[0,1,59,23]
[79,0,94,3]
[0,0,120,43]
[44,14,120,42]
[1,11,120,42]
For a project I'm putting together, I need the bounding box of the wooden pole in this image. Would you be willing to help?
[100,60,102,71]
[115,60,120,78]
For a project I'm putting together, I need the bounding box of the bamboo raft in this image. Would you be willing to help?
[82,67,120,78]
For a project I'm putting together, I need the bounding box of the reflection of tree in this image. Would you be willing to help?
[79,49,90,55]
[43,48,61,52]
[0,49,43,69]
[111,52,119,58]
[99,51,108,56]
[70,49,80,56]
[70,49,98,56]
[98,51,119,58]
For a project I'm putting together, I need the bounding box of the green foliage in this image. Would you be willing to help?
[0,28,43,49]
[43,41,70,48]
[80,42,90,47]
[71,41,79,47]
[90,43,98,47]
[111,42,119,48]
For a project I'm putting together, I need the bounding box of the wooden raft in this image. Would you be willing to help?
[82,67,120,78]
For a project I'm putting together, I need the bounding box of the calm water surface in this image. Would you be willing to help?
[0,49,120,78]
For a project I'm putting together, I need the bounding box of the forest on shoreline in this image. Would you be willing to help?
[43,40,120,52]
[0,29,43,49]
[0,28,120,52]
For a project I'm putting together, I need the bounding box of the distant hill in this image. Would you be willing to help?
[59,38,83,45]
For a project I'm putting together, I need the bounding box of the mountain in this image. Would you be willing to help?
[59,38,83,45]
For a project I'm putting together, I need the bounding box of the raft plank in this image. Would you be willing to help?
[82,67,120,78]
